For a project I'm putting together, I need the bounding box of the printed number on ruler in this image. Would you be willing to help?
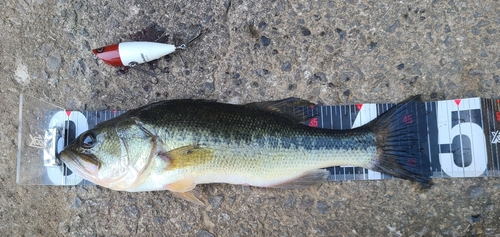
[437,98,487,177]
[46,111,88,185]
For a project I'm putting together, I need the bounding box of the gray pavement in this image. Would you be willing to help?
[1,0,499,236]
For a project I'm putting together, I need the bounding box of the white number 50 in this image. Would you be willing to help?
[437,98,487,177]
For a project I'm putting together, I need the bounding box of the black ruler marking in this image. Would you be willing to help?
[486,99,500,176]
[495,99,500,175]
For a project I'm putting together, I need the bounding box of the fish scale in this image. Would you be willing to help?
[58,96,429,205]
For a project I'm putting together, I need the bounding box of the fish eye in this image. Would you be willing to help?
[80,131,96,149]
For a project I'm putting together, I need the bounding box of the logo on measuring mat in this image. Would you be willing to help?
[28,134,44,148]
[491,131,500,143]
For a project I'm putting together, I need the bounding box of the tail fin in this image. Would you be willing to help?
[367,95,431,183]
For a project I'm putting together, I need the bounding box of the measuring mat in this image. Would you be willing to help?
[16,94,500,186]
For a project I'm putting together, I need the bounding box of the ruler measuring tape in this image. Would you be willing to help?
[311,98,499,181]
[16,96,500,185]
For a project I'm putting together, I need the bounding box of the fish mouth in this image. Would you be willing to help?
[58,149,100,183]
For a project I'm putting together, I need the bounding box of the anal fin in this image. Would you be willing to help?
[269,169,329,189]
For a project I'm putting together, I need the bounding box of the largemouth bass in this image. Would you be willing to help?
[59,96,430,205]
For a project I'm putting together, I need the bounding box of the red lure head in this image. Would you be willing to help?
[92,44,124,67]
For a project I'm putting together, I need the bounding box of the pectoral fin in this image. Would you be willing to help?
[160,145,214,170]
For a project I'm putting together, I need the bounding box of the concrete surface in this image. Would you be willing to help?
[1,0,500,236]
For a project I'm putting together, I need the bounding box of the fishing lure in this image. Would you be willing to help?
[91,42,185,67]
[91,29,203,77]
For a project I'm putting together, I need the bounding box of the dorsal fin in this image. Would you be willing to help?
[245,97,317,123]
